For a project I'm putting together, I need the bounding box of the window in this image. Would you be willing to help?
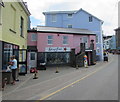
[31,34,37,41]
[11,5,16,31]
[51,14,56,22]
[82,37,88,49]
[68,14,72,18]
[96,35,99,43]
[20,17,24,37]
[30,53,35,60]
[68,24,72,28]
[89,16,93,22]
[0,6,2,25]
[48,35,53,45]
[63,36,68,45]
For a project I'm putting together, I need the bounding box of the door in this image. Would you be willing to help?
[29,52,37,68]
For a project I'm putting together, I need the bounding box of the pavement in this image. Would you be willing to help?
[1,54,115,100]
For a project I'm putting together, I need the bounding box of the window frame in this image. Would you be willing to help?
[31,33,37,41]
[82,36,88,49]
[20,16,24,37]
[63,36,68,45]
[47,35,53,45]
[51,14,57,22]
[89,16,93,22]
[67,24,72,28]
[67,13,73,18]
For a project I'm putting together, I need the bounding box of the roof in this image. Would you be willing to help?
[43,8,103,22]
[32,26,96,35]
[19,0,31,16]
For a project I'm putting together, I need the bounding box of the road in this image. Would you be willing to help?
[2,54,118,100]
[45,55,118,100]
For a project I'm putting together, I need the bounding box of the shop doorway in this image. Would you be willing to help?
[29,52,37,68]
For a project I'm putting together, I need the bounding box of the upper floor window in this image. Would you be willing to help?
[67,24,72,28]
[51,14,56,22]
[11,5,16,31]
[48,35,53,45]
[31,33,37,41]
[20,17,24,37]
[0,6,1,25]
[82,36,88,49]
[63,36,68,45]
[89,16,93,22]
[68,14,73,18]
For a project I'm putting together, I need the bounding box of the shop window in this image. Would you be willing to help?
[2,43,19,70]
[46,53,70,65]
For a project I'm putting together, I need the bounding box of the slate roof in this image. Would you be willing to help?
[36,26,96,35]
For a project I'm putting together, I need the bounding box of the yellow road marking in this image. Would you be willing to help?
[35,56,114,102]
[36,68,102,101]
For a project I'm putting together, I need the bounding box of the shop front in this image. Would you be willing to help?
[37,47,71,67]
[2,41,27,75]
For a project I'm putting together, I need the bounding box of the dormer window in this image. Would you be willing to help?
[68,14,73,18]
[89,16,93,22]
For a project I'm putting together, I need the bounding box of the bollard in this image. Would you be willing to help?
[55,67,59,73]
[33,71,38,79]
[76,65,79,69]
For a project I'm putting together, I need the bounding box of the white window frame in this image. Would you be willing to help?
[51,14,56,22]
[31,33,37,41]
[89,15,93,22]
[48,35,53,45]
[63,36,68,45]
[67,24,72,28]
[67,13,73,18]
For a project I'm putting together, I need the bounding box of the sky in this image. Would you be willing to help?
[24,0,119,36]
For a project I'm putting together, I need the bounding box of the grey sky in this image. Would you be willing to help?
[24,0,118,35]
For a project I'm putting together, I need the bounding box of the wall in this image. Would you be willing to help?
[45,10,103,60]
[2,2,29,49]
[0,41,2,70]
[37,33,74,52]
[28,32,96,54]
[27,32,37,46]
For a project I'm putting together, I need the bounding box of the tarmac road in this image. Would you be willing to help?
[2,54,118,100]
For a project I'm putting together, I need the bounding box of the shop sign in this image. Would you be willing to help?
[45,47,71,52]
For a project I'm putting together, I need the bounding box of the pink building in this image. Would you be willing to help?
[27,26,96,68]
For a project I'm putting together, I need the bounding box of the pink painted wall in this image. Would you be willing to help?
[27,32,37,46]
[37,33,74,52]
[28,32,96,54]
